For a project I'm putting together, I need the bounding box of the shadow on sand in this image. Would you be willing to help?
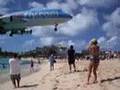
[20,84,38,88]
[63,69,88,75]
[76,69,88,72]
[100,76,120,83]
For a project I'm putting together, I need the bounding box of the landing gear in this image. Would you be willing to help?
[8,29,32,36]
[54,27,57,31]
[20,29,32,34]
[29,30,32,34]
[9,32,13,36]
[54,24,58,32]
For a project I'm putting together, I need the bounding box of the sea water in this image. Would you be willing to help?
[0,58,31,83]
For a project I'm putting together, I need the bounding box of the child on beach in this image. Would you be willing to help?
[87,39,100,84]
[9,54,21,88]
[67,45,76,72]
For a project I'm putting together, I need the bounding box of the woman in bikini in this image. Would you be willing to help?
[87,39,100,84]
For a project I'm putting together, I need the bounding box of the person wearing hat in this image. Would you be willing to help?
[87,38,100,84]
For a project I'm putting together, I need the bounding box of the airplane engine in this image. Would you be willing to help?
[23,30,32,34]
[9,31,14,36]
[9,29,32,36]
[0,28,6,34]
[10,16,13,22]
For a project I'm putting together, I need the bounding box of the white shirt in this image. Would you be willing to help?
[49,55,54,63]
[9,58,21,75]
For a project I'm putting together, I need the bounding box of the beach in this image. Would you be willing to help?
[0,57,43,84]
[0,59,120,90]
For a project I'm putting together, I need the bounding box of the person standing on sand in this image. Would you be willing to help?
[87,39,100,84]
[49,54,56,71]
[9,54,21,88]
[30,58,34,72]
[67,45,76,72]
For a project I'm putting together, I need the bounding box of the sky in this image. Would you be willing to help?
[0,0,120,52]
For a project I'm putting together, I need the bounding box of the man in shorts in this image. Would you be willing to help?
[9,54,21,88]
[49,54,56,71]
[67,45,76,72]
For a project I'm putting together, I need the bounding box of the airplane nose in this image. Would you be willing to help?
[66,14,72,19]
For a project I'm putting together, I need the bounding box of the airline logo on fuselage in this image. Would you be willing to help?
[23,9,71,19]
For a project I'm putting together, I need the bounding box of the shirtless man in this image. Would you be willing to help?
[67,45,76,72]
[87,39,100,84]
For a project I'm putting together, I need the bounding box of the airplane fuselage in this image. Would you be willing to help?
[0,8,72,31]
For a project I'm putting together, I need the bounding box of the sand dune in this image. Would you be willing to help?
[0,59,120,90]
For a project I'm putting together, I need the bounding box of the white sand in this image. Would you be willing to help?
[0,59,120,90]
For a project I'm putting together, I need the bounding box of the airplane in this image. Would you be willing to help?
[0,8,72,36]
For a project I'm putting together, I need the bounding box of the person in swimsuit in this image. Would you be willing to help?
[87,39,100,84]
[30,58,34,72]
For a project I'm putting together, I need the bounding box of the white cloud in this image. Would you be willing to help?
[46,1,72,14]
[0,0,10,6]
[31,8,99,38]
[22,39,36,51]
[77,0,118,8]
[103,7,120,37]
[66,0,78,10]
[0,0,14,14]
[98,36,120,51]
[23,0,120,51]
[30,8,99,51]
[59,8,99,36]
[57,40,87,52]
[0,8,9,14]
[46,1,60,9]
[68,40,75,46]
[57,40,75,47]
[29,1,44,8]
[40,37,54,46]
[98,36,107,49]
[31,26,57,37]
[98,36,106,44]
[107,36,120,51]
[110,8,120,26]
[28,0,78,14]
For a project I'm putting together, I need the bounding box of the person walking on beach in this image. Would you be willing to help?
[87,39,100,84]
[49,54,56,71]
[9,54,21,88]
[67,45,76,72]
[30,58,34,72]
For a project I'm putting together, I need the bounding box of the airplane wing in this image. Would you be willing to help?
[0,17,6,34]
[0,17,32,36]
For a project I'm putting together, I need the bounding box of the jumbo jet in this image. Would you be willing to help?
[0,8,72,36]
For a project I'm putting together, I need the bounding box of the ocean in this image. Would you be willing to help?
[0,58,31,70]
[0,58,32,83]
